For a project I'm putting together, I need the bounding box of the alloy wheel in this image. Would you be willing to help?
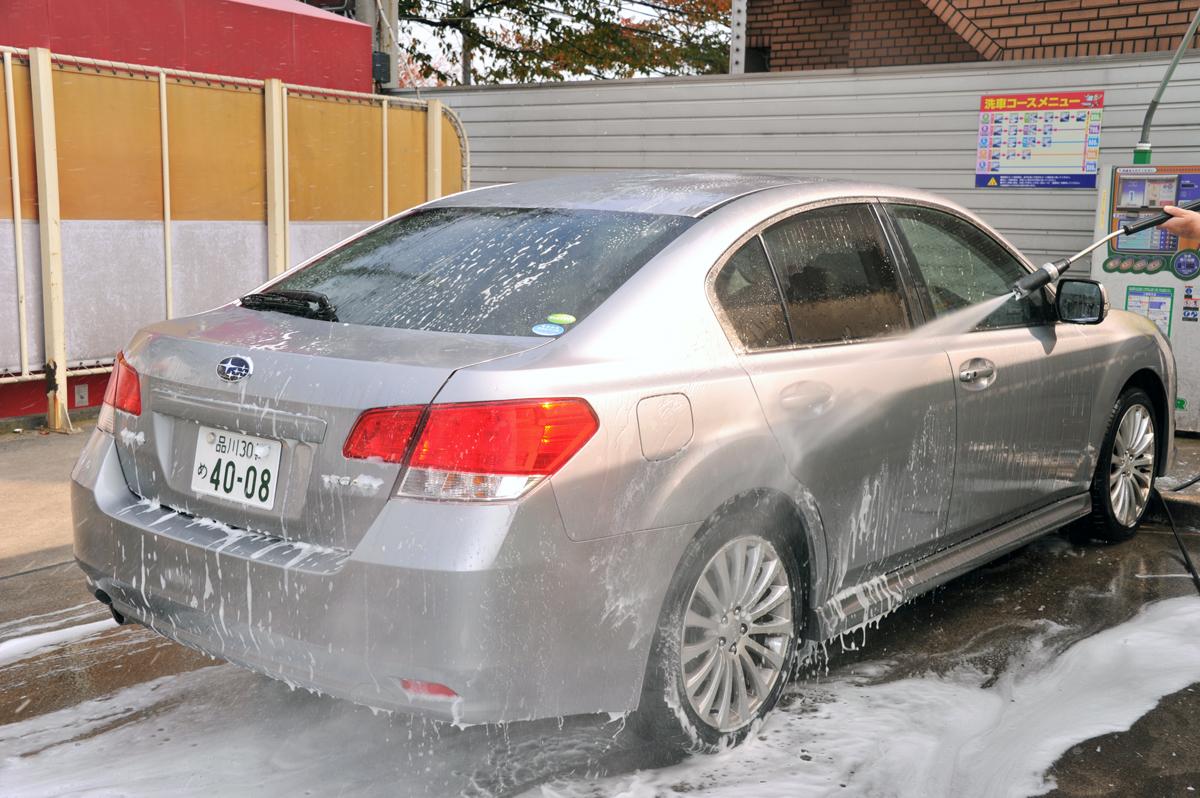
[1108,403,1155,527]
[679,535,794,732]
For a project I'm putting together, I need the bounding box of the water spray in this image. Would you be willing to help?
[1011,198,1200,300]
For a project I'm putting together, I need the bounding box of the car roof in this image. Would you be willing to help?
[427,170,828,217]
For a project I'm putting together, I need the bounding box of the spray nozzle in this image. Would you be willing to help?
[1012,258,1070,300]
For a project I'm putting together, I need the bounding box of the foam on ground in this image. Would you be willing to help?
[539,596,1200,798]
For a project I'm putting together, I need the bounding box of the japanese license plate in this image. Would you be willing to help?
[190,425,282,510]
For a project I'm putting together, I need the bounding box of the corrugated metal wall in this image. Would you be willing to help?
[418,53,1200,264]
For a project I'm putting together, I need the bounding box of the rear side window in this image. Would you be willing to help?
[761,204,911,345]
[713,237,790,350]
[272,207,695,336]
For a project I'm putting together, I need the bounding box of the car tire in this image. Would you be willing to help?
[1078,387,1159,543]
[632,501,804,752]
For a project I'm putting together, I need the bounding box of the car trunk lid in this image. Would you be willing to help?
[111,306,547,549]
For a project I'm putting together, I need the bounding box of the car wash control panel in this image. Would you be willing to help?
[1094,165,1200,431]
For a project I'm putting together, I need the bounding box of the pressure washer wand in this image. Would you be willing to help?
[1011,198,1200,299]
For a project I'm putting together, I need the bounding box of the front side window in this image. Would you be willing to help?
[888,204,1053,329]
[712,236,790,350]
[760,204,911,345]
[271,207,696,336]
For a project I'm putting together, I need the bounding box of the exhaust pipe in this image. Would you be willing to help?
[92,588,127,625]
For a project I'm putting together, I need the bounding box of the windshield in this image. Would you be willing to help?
[269,206,696,336]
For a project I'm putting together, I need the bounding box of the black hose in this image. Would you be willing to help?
[1168,471,1200,493]
[1154,488,1200,597]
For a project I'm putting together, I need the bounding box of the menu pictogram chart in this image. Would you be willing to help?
[975,91,1104,188]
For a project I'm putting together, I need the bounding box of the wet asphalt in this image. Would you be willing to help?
[4,427,1200,794]
[2,519,1200,795]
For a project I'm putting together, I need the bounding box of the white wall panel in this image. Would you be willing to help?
[62,220,166,364]
[0,220,44,373]
[422,53,1200,264]
[171,221,269,319]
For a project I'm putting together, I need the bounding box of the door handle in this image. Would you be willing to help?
[958,358,997,389]
[779,381,834,415]
[959,365,994,382]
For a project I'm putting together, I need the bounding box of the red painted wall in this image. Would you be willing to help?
[0,373,110,422]
[3,0,373,92]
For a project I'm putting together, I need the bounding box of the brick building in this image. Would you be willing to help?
[745,0,1200,72]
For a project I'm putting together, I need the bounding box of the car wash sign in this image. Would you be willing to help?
[975,91,1104,189]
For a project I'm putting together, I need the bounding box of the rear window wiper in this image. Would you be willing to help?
[240,290,338,322]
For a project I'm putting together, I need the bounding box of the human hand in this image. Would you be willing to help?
[1160,205,1200,239]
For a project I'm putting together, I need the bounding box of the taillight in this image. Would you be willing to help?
[97,352,142,433]
[398,678,458,700]
[344,398,598,501]
[342,406,423,463]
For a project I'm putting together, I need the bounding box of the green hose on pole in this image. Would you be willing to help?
[1134,6,1200,165]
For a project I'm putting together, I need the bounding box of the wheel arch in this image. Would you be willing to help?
[1122,368,1169,476]
[680,487,823,639]
[632,485,824,729]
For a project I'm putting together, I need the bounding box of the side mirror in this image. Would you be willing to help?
[1056,278,1108,325]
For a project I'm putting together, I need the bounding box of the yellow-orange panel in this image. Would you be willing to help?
[0,63,41,220]
[167,81,266,221]
[387,105,426,215]
[440,107,464,198]
[54,67,162,220]
[288,94,382,221]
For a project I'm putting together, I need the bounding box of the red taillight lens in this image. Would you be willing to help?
[342,406,424,463]
[398,678,458,700]
[112,353,142,416]
[343,398,598,501]
[411,399,598,476]
[99,352,141,432]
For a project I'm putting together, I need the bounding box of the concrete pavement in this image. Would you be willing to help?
[0,422,92,579]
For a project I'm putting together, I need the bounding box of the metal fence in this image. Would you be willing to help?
[417,52,1200,265]
[1,45,469,427]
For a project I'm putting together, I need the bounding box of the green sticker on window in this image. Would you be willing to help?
[1177,397,1187,411]
[547,313,577,325]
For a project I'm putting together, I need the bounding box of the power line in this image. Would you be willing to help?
[436,0,720,56]
[406,0,622,78]
[399,0,727,79]
[415,0,721,49]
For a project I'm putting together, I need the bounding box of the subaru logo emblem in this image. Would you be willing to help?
[216,356,253,383]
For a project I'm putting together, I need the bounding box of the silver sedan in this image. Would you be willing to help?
[71,171,1174,749]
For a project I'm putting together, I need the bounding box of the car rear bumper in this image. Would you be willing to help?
[71,429,695,723]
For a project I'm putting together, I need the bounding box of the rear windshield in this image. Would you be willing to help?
[270,206,695,336]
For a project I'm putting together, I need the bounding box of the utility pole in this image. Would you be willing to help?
[461,0,472,85]
[381,0,400,89]
[356,0,378,44]
[356,0,398,90]
[729,0,747,74]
